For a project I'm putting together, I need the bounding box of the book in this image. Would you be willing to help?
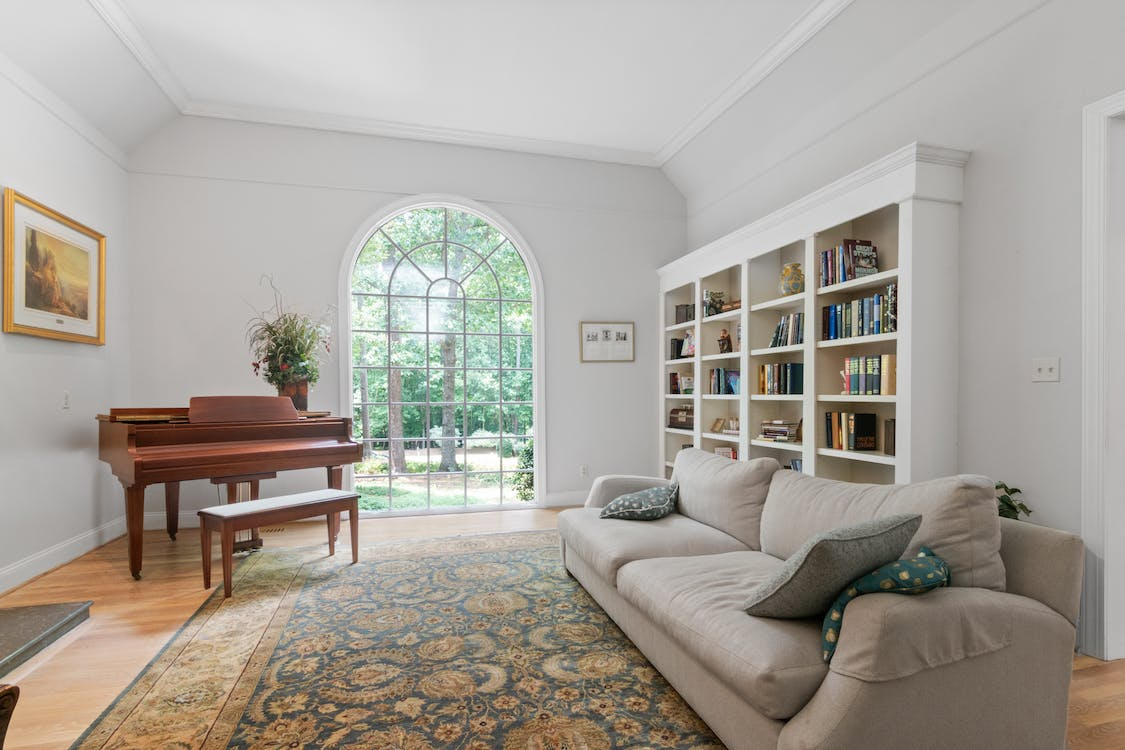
[726,370,741,395]
[670,338,683,359]
[853,242,878,276]
[668,372,680,394]
[853,413,877,450]
[884,418,896,456]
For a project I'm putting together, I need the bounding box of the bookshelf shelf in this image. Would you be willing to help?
[817,268,899,296]
[665,427,694,437]
[701,309,742,323]
[750,293,805,312]
[817,394,897,403]
[816,448,896,466]
[750,439,803,452]
[658,143,966,484]
[749,344,803,357]
[816,332,898,349]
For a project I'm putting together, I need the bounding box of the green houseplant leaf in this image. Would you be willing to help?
[247,277,331,388]
[995,480,1032,520]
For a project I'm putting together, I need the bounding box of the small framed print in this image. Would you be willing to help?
[580,321,634,362]
[3,188,105,344]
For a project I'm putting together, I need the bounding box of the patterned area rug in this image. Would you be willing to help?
[73,531,722,749]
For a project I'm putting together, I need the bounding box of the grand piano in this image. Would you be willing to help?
[98,396,362,579]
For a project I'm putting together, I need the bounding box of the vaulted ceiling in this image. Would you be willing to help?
[0,0,987,168]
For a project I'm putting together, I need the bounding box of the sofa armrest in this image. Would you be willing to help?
[584,475,670,509]
[999,517,1084,625]
[828,587,1051,682]
[780,588,1077,749]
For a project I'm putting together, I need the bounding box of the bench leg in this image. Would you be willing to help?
[200,521,212,589]
[349,503,359,564]
[221,523,234,598]
[326,513,337,556]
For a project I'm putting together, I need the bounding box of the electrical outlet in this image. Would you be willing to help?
[1031,356,1060,383]
[579,464,589,477]
[62,390,70,409]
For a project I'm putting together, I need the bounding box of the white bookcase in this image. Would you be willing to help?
[658,143,968,483]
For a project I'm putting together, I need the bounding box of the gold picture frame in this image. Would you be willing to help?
[3,188,105,345]
[580,321,634,362]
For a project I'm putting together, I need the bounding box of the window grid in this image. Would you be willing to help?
[351,207,533,512]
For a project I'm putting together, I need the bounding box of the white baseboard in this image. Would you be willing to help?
[0,518,125,595]
[542,491,586,508]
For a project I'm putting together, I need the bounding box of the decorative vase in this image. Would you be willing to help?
[779,262,805,296]
[278,380,309,412]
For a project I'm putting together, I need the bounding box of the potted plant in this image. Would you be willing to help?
[247,280,330,411]
[996,481,1032,520]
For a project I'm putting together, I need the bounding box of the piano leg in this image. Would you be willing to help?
[125,484,145,580]
[165,481,180,541]
[327,466,344,541]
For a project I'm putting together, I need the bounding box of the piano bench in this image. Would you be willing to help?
[198,488,360,597]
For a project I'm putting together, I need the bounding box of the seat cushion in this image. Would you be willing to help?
[671,449,781,548]
[557,507,748,586]
[760,471,1005,591]
[617,551,828,720]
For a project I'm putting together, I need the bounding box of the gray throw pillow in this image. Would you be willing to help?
[744,513,922,618]
[600,484,679,521]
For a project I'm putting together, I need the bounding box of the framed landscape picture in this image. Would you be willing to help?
[3,188,105,345]
[580,321,634,362]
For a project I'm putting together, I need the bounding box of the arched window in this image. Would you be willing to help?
[348,205,536,512]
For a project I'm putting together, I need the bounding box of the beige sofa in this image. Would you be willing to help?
[557,449,1084,750]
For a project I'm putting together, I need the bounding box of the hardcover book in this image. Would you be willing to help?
[853,243,878,276]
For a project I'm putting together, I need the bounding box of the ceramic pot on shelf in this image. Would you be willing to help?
[779,262,805,296]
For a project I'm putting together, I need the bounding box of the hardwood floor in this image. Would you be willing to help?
[0,508,1121,749]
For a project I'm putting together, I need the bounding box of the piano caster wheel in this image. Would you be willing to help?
[132,572,142,580]
[169,533,177,541]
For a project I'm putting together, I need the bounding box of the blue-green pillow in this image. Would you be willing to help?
[821,546,951,663]
[600,484,678,521]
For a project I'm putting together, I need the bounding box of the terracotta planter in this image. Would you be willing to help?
[278,380,309,411]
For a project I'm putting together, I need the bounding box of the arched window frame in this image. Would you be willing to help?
[338,195,545,510]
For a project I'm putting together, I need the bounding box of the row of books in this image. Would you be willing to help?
[819,238,879,288]
[768,312,804,347]
[673,303,696,324]
[756,418,801,443]
[758,362,804,395]
[821,283,897,340]
[825,412,878,451]
[709,367,741,395]
[668,372,695,395]
[839,354,897,396]
[714,446,737,460]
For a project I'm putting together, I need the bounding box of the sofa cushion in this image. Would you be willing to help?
[557,507,748,585]
[617,551,828,720]
[599,483,678,520]
[671,449,781,549]
[760,471,1005,590]
[744,513,922,618]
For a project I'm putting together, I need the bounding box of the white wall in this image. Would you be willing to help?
[665,0,1125,540]
[0,60,131,592]
[127,116,685,520]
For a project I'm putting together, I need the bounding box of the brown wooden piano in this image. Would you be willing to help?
[97,396,362,579]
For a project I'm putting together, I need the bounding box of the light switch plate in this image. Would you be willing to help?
[1032,356,1060,382]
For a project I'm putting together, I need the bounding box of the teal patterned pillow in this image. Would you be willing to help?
[600,484,679,521]
[821,546,951,663]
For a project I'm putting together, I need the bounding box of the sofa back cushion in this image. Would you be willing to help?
[671,449,780,549]
[760,471,1005,591]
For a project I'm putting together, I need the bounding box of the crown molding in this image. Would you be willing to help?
[0,48,126,168]
[181,100,662,167]
[85,0,190,109]
[654,0,854,166]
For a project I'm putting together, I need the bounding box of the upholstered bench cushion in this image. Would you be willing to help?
[617,551,828,720]
[557,507,748,586]
[197,488,356,518]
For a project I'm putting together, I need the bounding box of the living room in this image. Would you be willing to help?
[1,0,1123,747]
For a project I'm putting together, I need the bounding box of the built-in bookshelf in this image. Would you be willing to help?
[657,143,967,484]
